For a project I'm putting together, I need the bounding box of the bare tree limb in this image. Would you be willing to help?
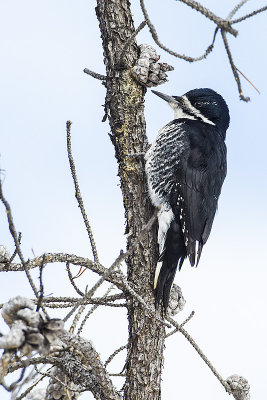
[178,0,238,35]
[138,0,267,101]
[83,68,106,81]
[0,181,49,318]
[36,254,46,312]
[165,315,232,394]
[221,29,250,102]
[8,232,22,263]
[66,121,100,264]
[35,293,124,306]
[59,331,122,400]
[165,311,195,338]
[227,0,249,21]
[6,330,122,400]
[231,5,267,24]
[15,374,46,400]
[77,285,116,335]
[0,253,112,282]
[35,366,85,394]
[140,0,220,62]
[105,344,127,367]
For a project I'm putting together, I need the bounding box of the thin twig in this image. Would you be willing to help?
[69,288,89,330]
[8,232,22,263]
[63,262,85,323]
[38,293,124,305]
[84,250,124,299]
[0,367,26,392]
[105,344,127,367]
[7,356,58,374]
[236,67,260,94]
[66,262,84,297]
[166,315,232,394]
[65,257,124,324]
[66,121,99,264]
[231,5,267,24]
[195,27,219,62]
[40,302,75,309]
[45,301,125,309]
[65,250,121,323]
[72,207,159,319]
[138,0,266,101]
[36,254,46,312]
[77,285,116,335]
[13,366,39,398]
[63,302,80,324]
[34,366,85,394]
[165,311,195,338]
[178,0,238,35]
[83,68,106,81]
[221,30,250,102]
[227,0,249,21]
[140,0,220,62]
[15,374,46,400]
[0,180,39,299]
[63,207,170,327]
[0,253,123,289]
[1,248,170,327]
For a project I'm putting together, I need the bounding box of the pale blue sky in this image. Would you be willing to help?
[0,1,267,399]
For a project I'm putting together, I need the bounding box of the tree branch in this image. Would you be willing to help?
[231,5,267,24]
[6,330,122,400]
[178,0,238,35]
[226,0,249,21]
[0,181,48,318]
[66,121,100,264]
[140,0,220,62]
[83,68,107,81]
[221,30,250,102]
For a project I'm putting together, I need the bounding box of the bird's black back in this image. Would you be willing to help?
[171,119,227,264]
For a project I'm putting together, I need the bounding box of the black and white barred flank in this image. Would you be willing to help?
[145,88,229,310]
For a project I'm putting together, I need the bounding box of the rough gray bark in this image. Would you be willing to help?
[58,332,121,400]
[95,1,165,399]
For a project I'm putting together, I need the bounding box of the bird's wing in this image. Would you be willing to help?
[170,121,227,265]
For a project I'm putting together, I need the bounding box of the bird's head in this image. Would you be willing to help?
[152,88,230,133]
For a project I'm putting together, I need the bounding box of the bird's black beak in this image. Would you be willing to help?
[151,90,181,105]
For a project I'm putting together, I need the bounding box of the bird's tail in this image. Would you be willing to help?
[154,219,187,310]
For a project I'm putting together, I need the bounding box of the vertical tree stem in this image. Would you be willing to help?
[95,1,165,399]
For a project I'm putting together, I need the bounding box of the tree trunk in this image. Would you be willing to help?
[95,1,165,399]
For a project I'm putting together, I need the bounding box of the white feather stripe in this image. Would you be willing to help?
[157,207,174,253]
[181,96,216,126]
[154,261,163,289]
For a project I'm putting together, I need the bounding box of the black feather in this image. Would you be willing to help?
[154,219,186,310]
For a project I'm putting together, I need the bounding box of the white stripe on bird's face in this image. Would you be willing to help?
[170,101,196,121]
[170,95,216,126]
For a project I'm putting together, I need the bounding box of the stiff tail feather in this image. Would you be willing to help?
[154,220,186,310]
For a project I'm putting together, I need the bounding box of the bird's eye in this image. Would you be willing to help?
[194,101,211,107]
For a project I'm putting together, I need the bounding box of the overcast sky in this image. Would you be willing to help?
[0,1,267,399]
